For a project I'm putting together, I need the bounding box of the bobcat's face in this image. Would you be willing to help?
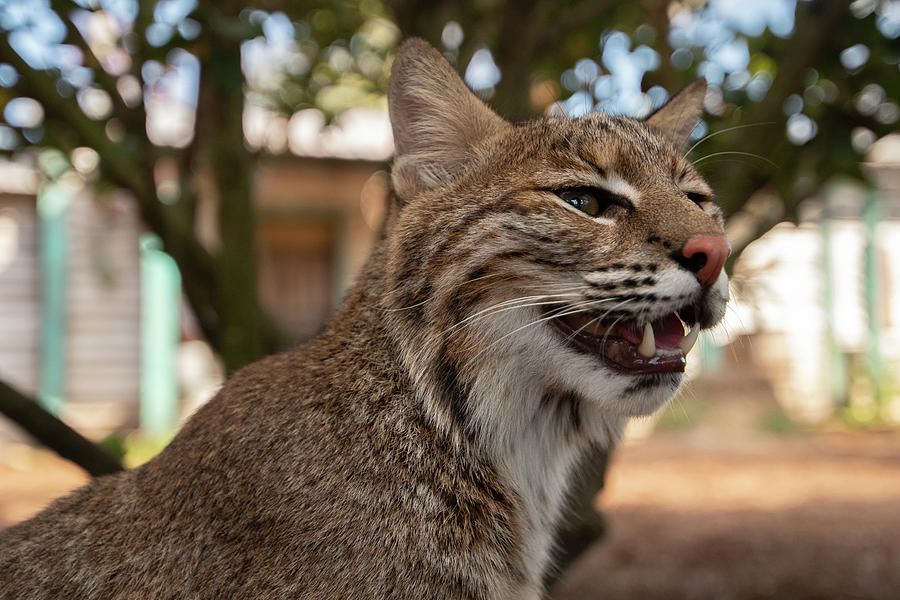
[386,39,728,428]
[493,115,727,416]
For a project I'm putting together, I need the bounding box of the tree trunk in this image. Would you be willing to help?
[489,0,540,121]
[195,4,265,373]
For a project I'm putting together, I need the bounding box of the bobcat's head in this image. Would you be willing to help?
[382,39,729,432]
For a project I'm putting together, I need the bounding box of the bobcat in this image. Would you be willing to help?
[0,38,729,599]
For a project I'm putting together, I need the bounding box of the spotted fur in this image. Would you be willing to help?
[0,39,728,599]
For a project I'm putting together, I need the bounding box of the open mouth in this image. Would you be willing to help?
[547,309,701,375]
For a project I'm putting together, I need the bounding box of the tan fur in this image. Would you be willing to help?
[0,39,728,599]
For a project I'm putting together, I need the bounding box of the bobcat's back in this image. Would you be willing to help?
[1,315,523,598]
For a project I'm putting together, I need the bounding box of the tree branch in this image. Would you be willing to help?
[0,380,123,477]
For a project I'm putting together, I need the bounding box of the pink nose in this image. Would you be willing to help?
[680,234,730,286]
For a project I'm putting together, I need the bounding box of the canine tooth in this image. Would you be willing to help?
[680,324,700,354]
[638,323,656,358]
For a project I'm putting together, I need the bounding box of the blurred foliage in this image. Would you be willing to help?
[238,1,398,119]
[841,351,900,427]
[120,430,177,468]
[97,432,128,462]
[758,406,807,435]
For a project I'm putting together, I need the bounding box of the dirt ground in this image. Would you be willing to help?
[551,430,900,600]
[0,444,87,528]
[3,400,900,599]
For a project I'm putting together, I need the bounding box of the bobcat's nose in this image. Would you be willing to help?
[677,234,730,286]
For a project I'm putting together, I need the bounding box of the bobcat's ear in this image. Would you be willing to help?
[388,38,510,200]
[645,79,707,151]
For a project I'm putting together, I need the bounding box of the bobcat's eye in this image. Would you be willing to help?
[685,191,711,206]
[556,187,628,217]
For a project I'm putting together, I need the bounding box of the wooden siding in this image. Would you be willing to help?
[258,218,335,340]
[254,158,386,296]
[1,157,387,437]
[61,190,141,432]
[0,194,40,397]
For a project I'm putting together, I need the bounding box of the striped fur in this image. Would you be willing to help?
[0,39,728,599]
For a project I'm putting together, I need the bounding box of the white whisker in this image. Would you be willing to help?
[460,297,621,368]
[685,122,774,157]
[441,290,587,337]
[692,151,776,169]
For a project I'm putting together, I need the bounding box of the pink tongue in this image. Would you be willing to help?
[619,314,685,349]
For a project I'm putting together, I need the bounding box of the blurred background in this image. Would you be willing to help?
[0,0,899,597]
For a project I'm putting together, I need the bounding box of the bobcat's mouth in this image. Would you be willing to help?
[546,310,700,374]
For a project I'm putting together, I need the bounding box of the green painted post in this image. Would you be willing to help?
[698,331,722,371]
[37,152,71,415]
[140,233,181,436]
[862,186,884,409]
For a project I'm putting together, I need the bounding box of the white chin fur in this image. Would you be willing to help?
[540,337,684,418]
[487,310,685,423]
